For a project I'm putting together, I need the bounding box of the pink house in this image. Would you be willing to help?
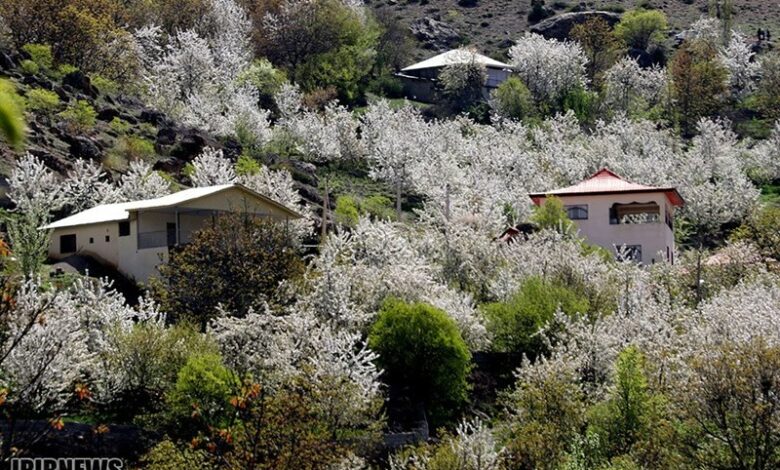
[528,169,684,264]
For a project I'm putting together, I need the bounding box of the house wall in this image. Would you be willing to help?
[540,192,676,264]
[48,221,123,267]
[398,66,511,103]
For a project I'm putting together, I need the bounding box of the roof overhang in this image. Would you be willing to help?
[529,188,685,207]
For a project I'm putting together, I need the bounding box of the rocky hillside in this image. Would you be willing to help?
[370,0,779,62]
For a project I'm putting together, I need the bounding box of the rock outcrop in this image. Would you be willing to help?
[530,11,622,40]
[410,17,463,51]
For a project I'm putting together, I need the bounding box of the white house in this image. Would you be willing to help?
[43,183,302,282]
[396,49,512,102]
[528,169,684,264]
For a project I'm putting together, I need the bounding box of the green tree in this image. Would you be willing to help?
[531,195,576,234]
[334,195,360,227]
[239,58,288,113]
[730,205,780,260]
[614,9,668,51]
[669,39,728,135]
[154,213,304,329]
[368,298,471,428]
[482,276,590,356]
[491,76,534,120]
[570,17,622,84]
[757,52,780,119]
[166,352,240,430]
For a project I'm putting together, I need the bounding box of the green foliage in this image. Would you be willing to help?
[531,195,576,234]
[235,153,262,176]
[110,135,156,162]
[0,80,25,146]
[265,0,380,103]
[21,43,54,72]
[669,39,728,135]
[25,88,61,114]
[491,76,534,120]
[3,209,49,276]
[614,9,668,50]
[757,52,780,119]
[105,322,218,419]
[483,276,590,355]
[367,74,405,99]
[58,99,97,134]
[562,87,598,124]
[239,58,287,111]
[730,205,780,260]
[20,60,40,75]
[361,194,395,220]
[141,438,215,470]
[167,352,239,429]
[154,213,305,329]
[570,17,621,85]
[677,339,780,469]
[500,361,586,469]
[334,195,360,227]
[108,117,131,135]
[91,75,119,94]
[369,298,471,427]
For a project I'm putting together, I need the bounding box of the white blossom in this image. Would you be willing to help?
[719,30,759,97]
[508,33,588,103]
[117,160,171,201]
[189,147,237,187]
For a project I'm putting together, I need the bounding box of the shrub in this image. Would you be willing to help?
[439,54,488,112]
[0,80,25,146]
[528,0,553,23]
[108,117,131,135]
[334,195,360,227]
[531,195,576,234]
[166,352,239,429]
[491,76,534,120]
[20,60,40,75]
[235,153,262,176]
[562,86,598,124]
[361,194,395,220]
[141,439,215,470]
[239,58,287,112]
[614,9,668,51]
[110,135,156,162]
[154,213,305,329]
[91,75,119,95]
[369,298,471,427]
[730,205,780,260]
[367,74,405,99]
[25,88,60,114]
[482,276,590,356]
[58,99,97,134]
[21,43,54,71]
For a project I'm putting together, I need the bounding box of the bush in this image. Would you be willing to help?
[21,43,54,72]
[528,0,553,23]
[25,88,60,114]
[108,117,131,135]
[20,60,40,75]
[141,439,215,470]
[166,352,239,430]
[110,135,156,162]
[91,75,119,95]
[367,74,405,99]
[562,86,598,124]
[439,56,488,112]
[334,195,360,227]
[531,195,576,234]
[482,276,590,356]
[0,80,25,145]
[730,205,780,260]
[491,76,534,120]
[369,298,471,427]
[239,58,287,112]
[154,213,305,329]
[58,99,97,134]
[361,194,395,220]
[614,9,668,51]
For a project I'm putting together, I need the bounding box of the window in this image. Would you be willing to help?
[565,204,588,220]
[60,234,77,254]
[610,202,660,224]
[617,244,642,263]
[89,237,94,244]
[105,235,110,242]
[118,221,130,237]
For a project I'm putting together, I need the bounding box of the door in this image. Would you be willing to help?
[166,223,177,246]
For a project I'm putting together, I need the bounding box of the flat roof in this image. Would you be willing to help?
[42,183,302,230]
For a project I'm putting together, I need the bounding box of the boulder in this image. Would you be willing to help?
[0,50,16,71]
[97,107,120,122]
[155,127,177,146]
[153,156,187,174]
[409,17,463,51]
[139,109,169,127]
[170,129,218,161]
[530,11,622,40]
[62,71,97,98]
[69,136,102,161]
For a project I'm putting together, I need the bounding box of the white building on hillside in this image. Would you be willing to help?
[396,49,512,102]
[43,183,301,282]
[528,169,684,264]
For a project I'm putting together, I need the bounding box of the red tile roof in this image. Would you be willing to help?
[529,168,684,207]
